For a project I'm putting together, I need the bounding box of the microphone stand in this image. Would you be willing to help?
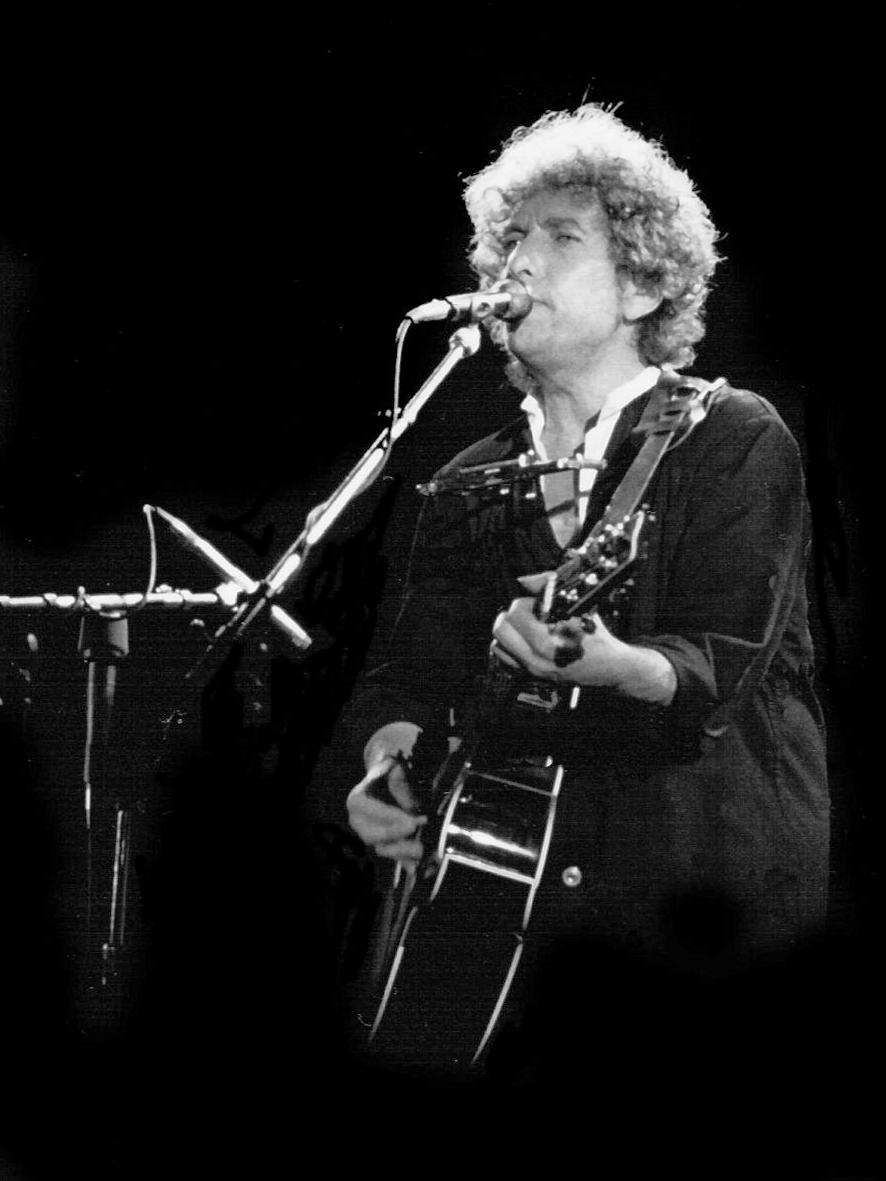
[77,611,129,995]
[142,324,483,846]
[0,321,481,1032]
[0,585,235,1028]
[183,324,482,672]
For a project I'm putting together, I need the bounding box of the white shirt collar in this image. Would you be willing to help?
[520,366,661,457]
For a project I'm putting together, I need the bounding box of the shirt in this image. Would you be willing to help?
[520,366,660,525]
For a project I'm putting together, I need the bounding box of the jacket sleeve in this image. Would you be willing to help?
[632,396,810,736]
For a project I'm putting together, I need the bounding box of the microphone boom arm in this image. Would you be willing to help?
[203,324,483,650]
[0,588,237,613]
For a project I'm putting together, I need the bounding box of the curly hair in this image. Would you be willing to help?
[463,104,722,376]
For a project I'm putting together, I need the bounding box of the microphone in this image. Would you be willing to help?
[148,505,312,650]
[150,505,259,593]
[406,281,532,324]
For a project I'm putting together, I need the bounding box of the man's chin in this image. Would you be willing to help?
[506,316,531,346]
[506,320,540,363]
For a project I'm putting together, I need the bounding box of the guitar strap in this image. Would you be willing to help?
[591,371,786,740]
[522,373,724,704]
[592,371,726,535]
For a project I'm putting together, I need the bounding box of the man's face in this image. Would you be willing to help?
[500,187,644,378]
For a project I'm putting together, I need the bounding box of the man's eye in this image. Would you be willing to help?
[556,233,579,243]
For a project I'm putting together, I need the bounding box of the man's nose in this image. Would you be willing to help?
[507,234,538,283]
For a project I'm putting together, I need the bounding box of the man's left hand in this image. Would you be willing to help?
[491,594,624,686]
[490,573,677,704]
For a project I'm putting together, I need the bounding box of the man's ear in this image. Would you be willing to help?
[621,278,663,323]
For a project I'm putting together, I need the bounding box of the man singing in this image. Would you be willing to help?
[341,103,829,1080]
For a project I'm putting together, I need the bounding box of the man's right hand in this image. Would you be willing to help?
[346,722,427,864]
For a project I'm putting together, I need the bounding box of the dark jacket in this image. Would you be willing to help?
[352,377,830,967]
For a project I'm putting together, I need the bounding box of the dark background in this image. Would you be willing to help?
[0,9,877,1179]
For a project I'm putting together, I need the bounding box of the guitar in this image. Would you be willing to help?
[366,506,650,1069]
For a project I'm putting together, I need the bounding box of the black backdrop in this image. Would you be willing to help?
[0,11,877,1179]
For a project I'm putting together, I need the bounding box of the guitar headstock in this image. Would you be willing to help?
[540,508,649,627]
